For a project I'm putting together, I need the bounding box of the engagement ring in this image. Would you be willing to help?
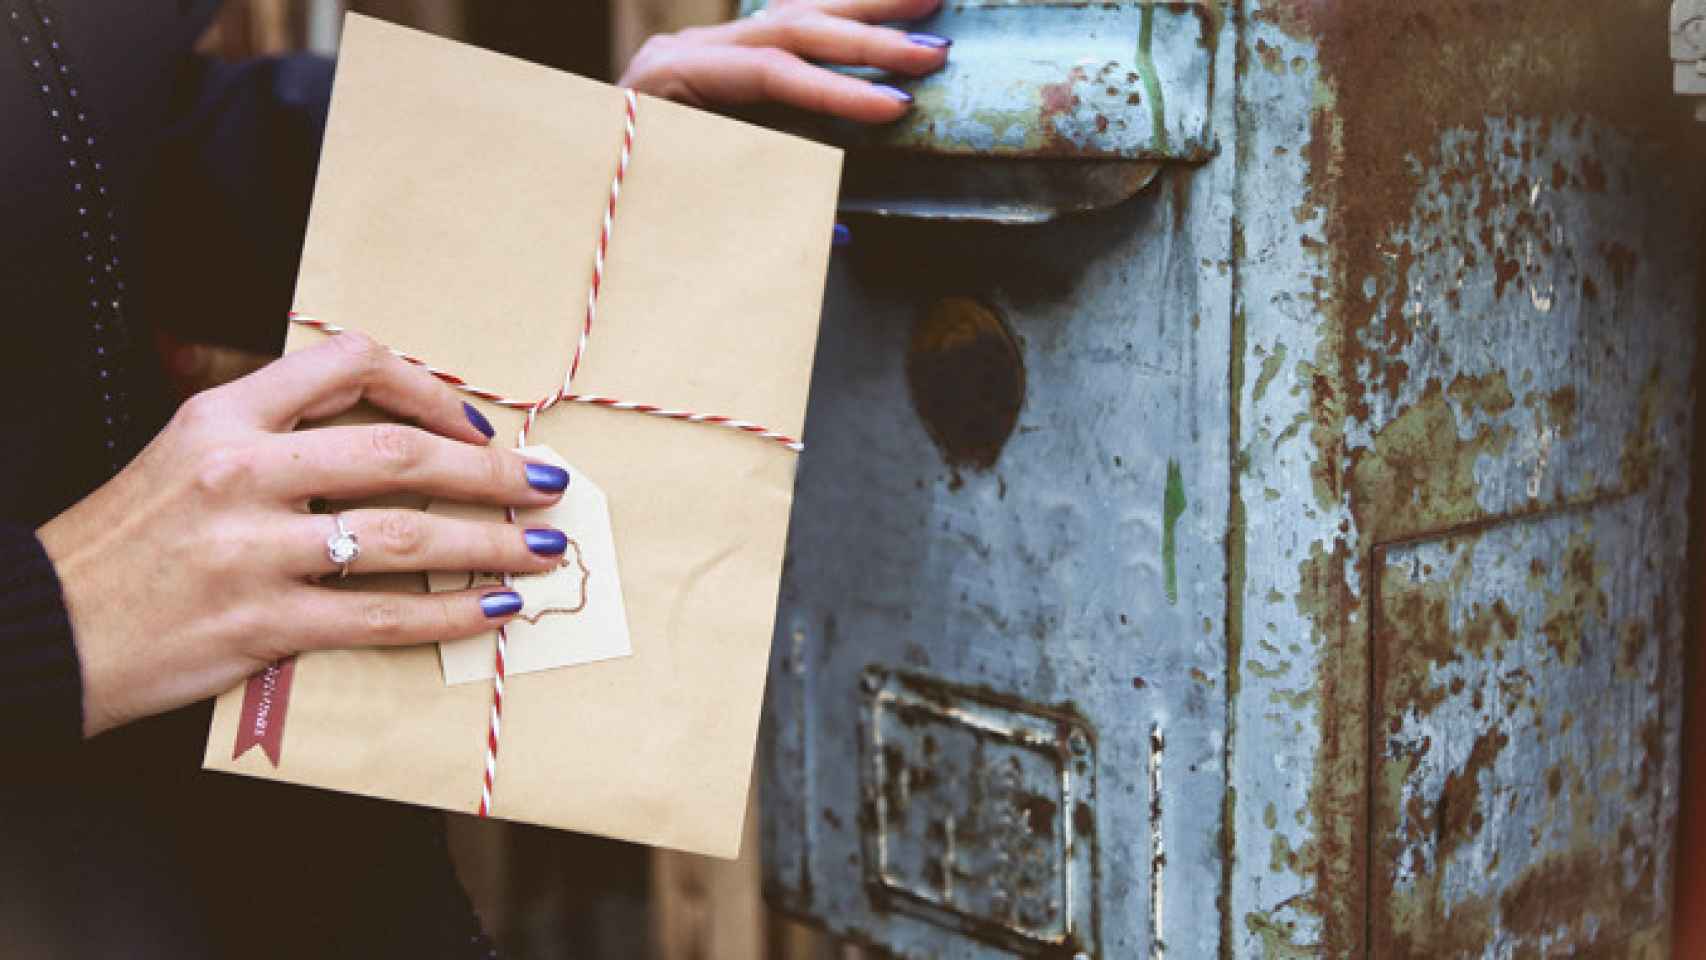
[326,513,361,578]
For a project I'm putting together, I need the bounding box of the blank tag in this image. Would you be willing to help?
[427,444,633,685]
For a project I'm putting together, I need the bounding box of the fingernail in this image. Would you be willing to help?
[525,462,570,493]
[463,402,495,440]
[907,32,951,49]
[871,83,913,103]
[833,223,852,248]
[481,590,524,618]
[525,528,568,556]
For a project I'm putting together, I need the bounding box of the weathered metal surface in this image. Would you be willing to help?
[1231,1,1701,956]
[1370,500,1674,956]
[764,1,1703,957]
[764,177,1238,958]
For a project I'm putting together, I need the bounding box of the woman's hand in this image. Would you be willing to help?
[38,333,566,738]
[619,0,950,124]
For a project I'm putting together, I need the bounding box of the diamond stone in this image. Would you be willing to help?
[328,531,360,564]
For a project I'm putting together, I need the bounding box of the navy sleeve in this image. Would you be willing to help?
[134,54,335,358]
[0,526,82,754]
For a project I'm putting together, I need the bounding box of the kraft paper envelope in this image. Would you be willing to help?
[203,14,841,858]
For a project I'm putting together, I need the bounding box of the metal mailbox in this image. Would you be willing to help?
[759,1,1702,956]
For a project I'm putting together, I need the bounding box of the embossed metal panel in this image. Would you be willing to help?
[762,1,1702,957]
[862,672,1097,954]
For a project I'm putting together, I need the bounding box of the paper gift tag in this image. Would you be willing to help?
[426,445,632,684]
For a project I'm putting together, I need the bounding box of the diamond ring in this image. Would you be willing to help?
[326,513,361,578]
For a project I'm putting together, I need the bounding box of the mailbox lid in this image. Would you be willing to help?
[740,0,1217,162]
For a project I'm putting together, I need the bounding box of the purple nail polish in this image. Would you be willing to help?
[833,223,852,248]
[481,591,524,618]
[872,83,913,104]
[525,462,570,493]
[525,528,568,556]
[907,32,951,49]
[463,402,495,439]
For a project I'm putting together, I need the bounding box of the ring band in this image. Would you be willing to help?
[326,513,361,578]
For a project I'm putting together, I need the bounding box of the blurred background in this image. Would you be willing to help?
[185,3,855,959]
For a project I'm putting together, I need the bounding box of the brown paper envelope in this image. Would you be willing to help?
[203,13,841,858]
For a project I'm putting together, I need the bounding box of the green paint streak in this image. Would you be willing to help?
[1162,459,1187,604]
[1136,5,1171,153]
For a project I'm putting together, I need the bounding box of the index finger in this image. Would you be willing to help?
[219,330,497,445]
[793,0,942,24]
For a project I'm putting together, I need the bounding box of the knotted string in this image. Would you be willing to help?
[290,89,802,817]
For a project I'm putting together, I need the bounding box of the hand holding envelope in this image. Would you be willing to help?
[204,14,841,858]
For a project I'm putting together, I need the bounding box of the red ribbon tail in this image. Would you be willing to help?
[233,658,296,766]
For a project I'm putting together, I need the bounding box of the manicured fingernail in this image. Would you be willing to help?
[833,223,852,248]
[872,83,913,103]
[907,32,951,49]
[481,590,524,618]
[525,462,570,493]
[463,402,495,439]
[525,528,568,556]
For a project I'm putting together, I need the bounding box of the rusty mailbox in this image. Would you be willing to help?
[755,1,1703,956]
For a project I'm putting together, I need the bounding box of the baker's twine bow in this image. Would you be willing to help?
[290,89,802,817]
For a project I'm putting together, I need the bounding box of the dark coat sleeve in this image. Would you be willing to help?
[134,53,335,357]
[0,526,82,755]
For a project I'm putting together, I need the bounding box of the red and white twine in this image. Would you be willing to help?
[290,88,802,818]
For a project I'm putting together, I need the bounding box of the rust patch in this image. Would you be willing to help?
[1537,533,1608,666]
[1620,366,1664,493]
[905,296,1025,473]
[1525,384,1579,439]
[1378,841,1664,956]
[1374,545,1524,723]
[1434,726,1510,863]
[1347,374,1516,543]
[1616,618,1649,681]
[1601,240,1640,291]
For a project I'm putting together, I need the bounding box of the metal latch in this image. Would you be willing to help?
[1674,0,1706,120]
[742,0,1217,222]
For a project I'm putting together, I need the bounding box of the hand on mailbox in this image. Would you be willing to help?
[619,0,951,124]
